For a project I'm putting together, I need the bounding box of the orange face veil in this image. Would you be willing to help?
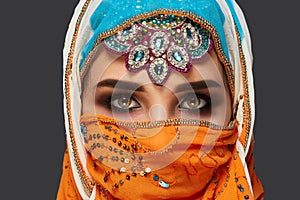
[58,0,264,199]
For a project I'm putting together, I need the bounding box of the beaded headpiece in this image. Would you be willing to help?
[103,14,212,85]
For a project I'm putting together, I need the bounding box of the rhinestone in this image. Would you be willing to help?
[154,63,164,75]
[133,50,144,62]
[122,28,130,36]
[172,51,183,62]
[186,28,192,38]
[154,37,164,50]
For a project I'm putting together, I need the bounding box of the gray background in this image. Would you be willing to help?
[1,0,299,199]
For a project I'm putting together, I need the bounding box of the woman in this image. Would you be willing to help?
[57,0,264,199]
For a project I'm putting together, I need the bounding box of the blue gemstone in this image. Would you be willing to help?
[134,50,144,62]
[154,64,163,75]
[154,37,164,50]
[172,51,183,62]
[153,175,159,181]
[186,28,192,39]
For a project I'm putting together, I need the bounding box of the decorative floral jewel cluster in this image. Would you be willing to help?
[103,14,212,85]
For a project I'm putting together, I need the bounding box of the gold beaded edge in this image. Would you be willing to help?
[235,24,251,151]
[64,0,95,196]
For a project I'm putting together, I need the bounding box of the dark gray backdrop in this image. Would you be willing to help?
[1,0,299,199]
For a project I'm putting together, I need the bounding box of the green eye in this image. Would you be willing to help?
[179,94,209,110]
[111,95,141,111]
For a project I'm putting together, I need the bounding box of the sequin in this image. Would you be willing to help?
[159,180,170,188]
[120,167,126,172]
[98,156,104,162]
[145,167,151,173]
[153,175,159,181]
[238,184,244,192]
[80,125,87,136]
[140,171,146,176]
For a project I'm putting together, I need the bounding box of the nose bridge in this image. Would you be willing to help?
[147,88,177,119]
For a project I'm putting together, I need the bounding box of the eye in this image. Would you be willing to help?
[111,95,141,111]
[179,94,210,111]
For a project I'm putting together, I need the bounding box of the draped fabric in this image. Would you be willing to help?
[57,0,264,199]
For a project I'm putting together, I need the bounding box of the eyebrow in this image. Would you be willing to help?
[96,79,145,92]
[174,80,221,93]
[96,79,221,92]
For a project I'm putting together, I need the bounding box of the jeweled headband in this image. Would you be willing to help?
[103,14,212,85]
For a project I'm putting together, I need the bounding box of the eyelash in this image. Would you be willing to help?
[102,94,141,113]
[178,93,211,113]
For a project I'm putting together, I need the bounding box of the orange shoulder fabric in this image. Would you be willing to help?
[57,149,83,200]
[246,138,264,200]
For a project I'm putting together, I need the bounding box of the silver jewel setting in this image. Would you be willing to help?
[103,15,212,85]
[127,45,150,71]
[167,45,190,72]
[148,58,169,85]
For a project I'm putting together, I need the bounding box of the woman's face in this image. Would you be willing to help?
[82,47,232,126]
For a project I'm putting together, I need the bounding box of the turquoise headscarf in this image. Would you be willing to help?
[79,0,244,72]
